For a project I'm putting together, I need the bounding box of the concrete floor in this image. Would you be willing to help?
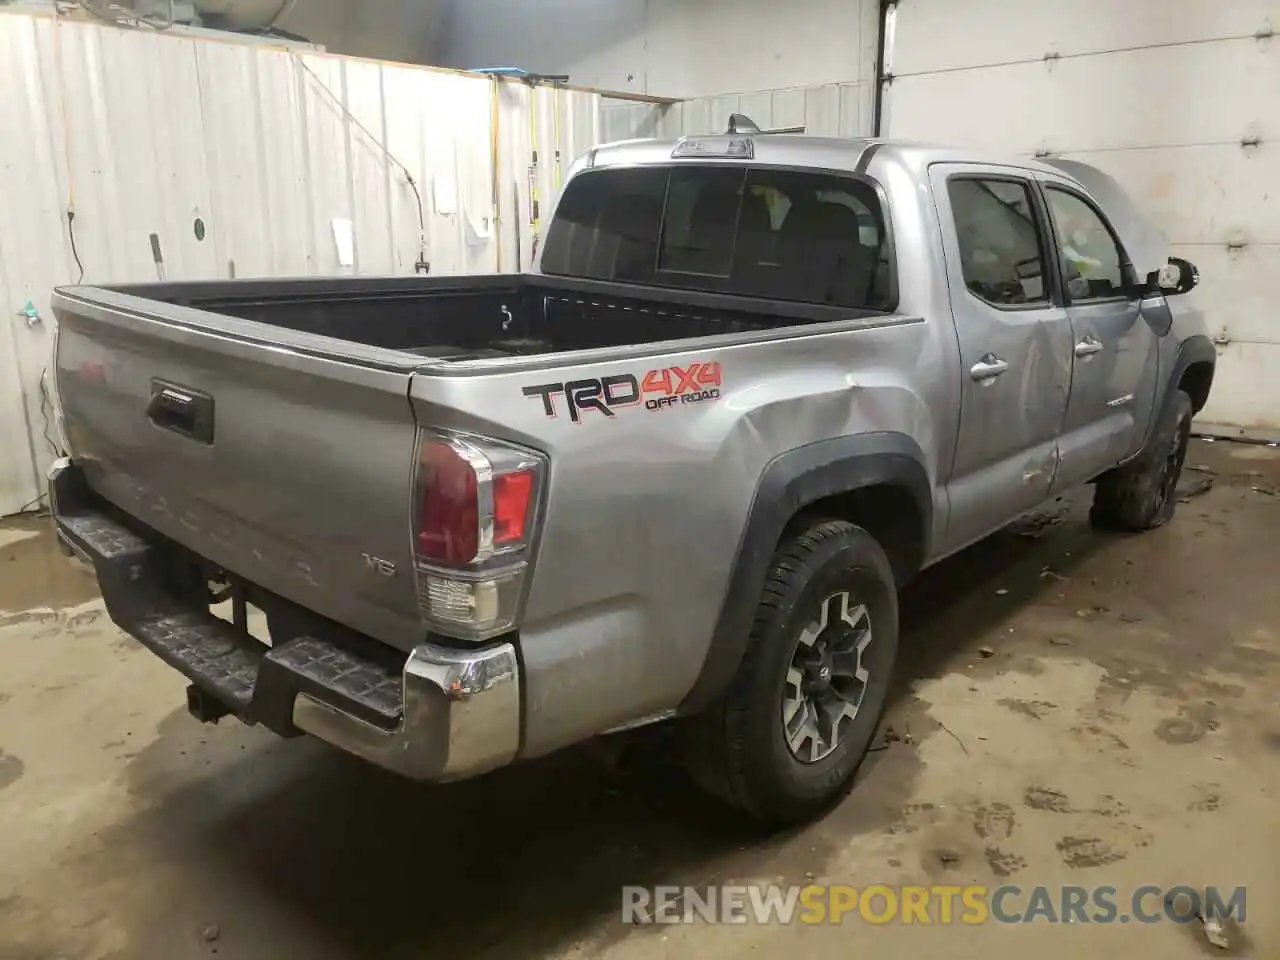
[1,438,1277,959]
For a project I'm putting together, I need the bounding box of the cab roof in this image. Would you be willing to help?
[584,134,1081,184]
[578,133,1169,274]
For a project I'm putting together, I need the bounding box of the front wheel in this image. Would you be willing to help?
[1091,389,1193,532]
[682,519,898,825]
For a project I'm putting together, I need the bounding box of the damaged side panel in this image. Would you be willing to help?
[409,314,948,756]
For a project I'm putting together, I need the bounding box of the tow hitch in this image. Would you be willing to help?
[186,684,232,724]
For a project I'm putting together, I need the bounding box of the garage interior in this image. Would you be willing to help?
[2,1,1279,958]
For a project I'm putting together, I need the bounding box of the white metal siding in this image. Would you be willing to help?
[0,10,598,516]
[886,0,1280,434]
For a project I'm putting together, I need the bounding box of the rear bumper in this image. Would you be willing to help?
[290,644,518,781]
[48,457,520,782]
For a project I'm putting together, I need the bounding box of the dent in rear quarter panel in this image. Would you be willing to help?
[412,312,952,758]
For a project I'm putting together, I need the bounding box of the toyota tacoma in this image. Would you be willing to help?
[48,130,1214,824]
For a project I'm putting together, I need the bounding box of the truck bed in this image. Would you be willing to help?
[100,274,882,363]
[50,268,905,664]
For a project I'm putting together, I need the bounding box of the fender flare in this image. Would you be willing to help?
[678,432,932,713]
[1147,334,1216,446]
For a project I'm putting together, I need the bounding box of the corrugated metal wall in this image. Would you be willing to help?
[496,79,602,279]
[600,81,875,142]
[0,9,599,516]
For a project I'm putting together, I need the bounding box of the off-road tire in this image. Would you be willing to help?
[1091,389,1193,532]
[682,519,898,825]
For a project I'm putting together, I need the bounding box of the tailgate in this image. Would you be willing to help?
[52,286,426,653]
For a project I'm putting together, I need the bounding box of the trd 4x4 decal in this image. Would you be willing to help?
[523,361,723,423]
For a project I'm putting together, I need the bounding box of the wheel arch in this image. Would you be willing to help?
[679,432,932,714]
[1162,334,1216,422]
[1179,357,1215,415]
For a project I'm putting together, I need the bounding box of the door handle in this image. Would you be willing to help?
[1074,336,1104,358]
[970,354,1009,382]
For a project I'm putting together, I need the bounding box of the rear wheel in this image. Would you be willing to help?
[683,519,898,825]
[1091,389,1193,532]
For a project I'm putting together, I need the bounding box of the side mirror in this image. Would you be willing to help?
[1150,256,1199,296]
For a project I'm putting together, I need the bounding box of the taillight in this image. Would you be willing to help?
[417,439,483,565]
[493,469,535,545]
[412,430,545,642]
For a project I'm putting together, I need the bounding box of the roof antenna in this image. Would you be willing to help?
[726,113,761,135]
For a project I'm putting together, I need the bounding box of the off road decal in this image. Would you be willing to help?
[523,361,723,423]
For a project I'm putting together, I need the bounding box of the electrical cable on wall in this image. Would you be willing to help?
[296,57,430,273]
[67,211,85,283]
[406,176,429,274]
[8,370,65,515]
[38,371,64,458]
[52,4,85,282]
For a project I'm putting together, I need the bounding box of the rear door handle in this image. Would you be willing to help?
[970,354,1009,382]
[1074,336,1104,357]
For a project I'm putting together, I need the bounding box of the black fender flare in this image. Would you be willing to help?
[679,432,932,713]
[1145,334,1215,448]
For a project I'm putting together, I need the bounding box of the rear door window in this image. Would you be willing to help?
[541,164,893,310]
[737,168,891,307]
[947,177,1051,307]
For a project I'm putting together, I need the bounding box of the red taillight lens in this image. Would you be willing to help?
[414,431,544,570]
[417,440,480,565]
[493,469,535,545]
[412,430,545,641]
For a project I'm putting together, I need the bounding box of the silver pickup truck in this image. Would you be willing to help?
[49,131,1214,824]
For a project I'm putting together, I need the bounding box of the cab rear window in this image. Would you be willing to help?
[540,164,894,311]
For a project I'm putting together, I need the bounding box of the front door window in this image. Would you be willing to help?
[1043,188,1125,301]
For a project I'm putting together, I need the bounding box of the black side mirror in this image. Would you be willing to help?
[1148,256,1199,296]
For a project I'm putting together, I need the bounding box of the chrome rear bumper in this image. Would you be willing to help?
[48,456,521,782]
[291,641,520,781]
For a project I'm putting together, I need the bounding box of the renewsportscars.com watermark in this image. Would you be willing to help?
[622,884,1247,926]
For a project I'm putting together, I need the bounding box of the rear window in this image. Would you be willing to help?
[540,164,893,310]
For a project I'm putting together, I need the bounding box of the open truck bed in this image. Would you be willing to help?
[99,274,879,364]
[51,270,899,660]
[50,262,913,788]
